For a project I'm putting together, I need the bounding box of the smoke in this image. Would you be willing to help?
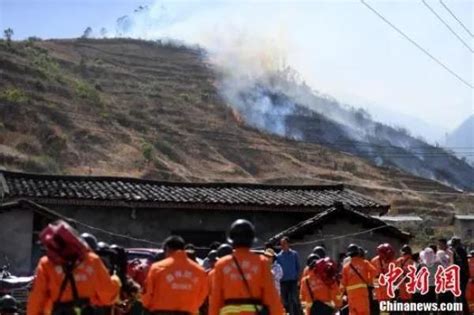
[100,1,474,189]
[108,1,308,136]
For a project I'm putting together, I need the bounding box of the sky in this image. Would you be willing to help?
[1,0,473,134]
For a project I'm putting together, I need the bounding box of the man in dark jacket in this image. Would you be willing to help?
[451,237,470,315]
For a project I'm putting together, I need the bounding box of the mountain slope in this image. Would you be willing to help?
[222,73,474,191]
[446,115,474,164]
[0,38,472,235]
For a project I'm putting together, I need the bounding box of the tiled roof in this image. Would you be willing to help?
[269,203,409,241]
[0,170,388,212]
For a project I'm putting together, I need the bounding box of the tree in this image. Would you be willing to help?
[81,27,92,39]
[4,28,13,45]
[100,27,107,38]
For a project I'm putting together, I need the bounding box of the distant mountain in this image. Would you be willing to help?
[446,115,474,164]
[363,105,447,145]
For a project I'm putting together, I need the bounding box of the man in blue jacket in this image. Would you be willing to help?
[277,236,302,315]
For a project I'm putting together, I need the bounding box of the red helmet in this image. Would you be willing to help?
[39,220,89,265]
[127,259,150,287]
[377,243,395,262]
[313,257,338,285]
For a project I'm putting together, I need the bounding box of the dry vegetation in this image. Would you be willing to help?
[0,38,472,244]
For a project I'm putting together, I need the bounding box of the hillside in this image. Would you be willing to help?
[446,115,474,165]
[224,73,474,191]
[0,38,472,240]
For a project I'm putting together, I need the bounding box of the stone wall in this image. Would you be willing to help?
[0,207,34,275]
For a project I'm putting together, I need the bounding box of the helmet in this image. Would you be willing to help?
[469,250,474,258]
[347,244,359,257]
[314,258,338,285]
[39,220,89,265]
[306,253,320,267]
[401,244,412,255]
[97,241,110,254]
[228,219,255,247]
[80,233,98,252]
[0,295,18,312]
[312,246,327,258]
[450,237,461,247]
[207,250,218,262]
[217,244,233,258]
[127,259,150,287]
[377,243,395,262]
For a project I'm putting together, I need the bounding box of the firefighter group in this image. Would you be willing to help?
[1,219,473,315]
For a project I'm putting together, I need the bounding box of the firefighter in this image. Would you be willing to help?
[371,243,396,315]
[27,220,121,315]
[0,295,18,315]
[81,233,99,252]
[141,235,208,314]
[467,250,474,314]
[300,257,341,315]
[395,245,414,304]
[341,244,376,315]
[303,253,320,278]
[312,246,327,259]
[209,219,284,315]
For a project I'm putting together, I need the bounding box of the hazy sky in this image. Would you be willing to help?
[1,0,473,131]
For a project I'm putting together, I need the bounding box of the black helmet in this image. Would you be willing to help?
[347,244,359,257]
[450,236,461,247]
[358,246,367,258]
[312,246,327,258]
[0,294,18,312]
[207,250,218,262]
[306,253,320,267]
[81,233,98,252]
[401,244,412,255]
[217,243,233,258]
[228,219,256,247]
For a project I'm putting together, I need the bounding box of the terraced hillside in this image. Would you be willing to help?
[0,38,472,242]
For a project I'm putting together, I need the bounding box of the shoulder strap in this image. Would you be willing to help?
[56,264,80,304]
[232,255,260,314]
[305,278,315,302]
[349,263,369,286]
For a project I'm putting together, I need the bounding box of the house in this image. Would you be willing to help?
[269,203,411,262]
[0,170,392,274]
[452,215,474,247]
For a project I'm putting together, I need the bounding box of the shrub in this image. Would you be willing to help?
[74,79,101,104]
[0,87,28,103]
[142,142,153,163]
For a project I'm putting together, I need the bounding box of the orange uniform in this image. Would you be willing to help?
[467,256,474,313]
[209,248,284,315]
[302,266,310,279]
[341,257,376,315]
[142,250,208,313]
[371,255,395,301]
[27,252,121,315]
[395,254,414,301]
[300,274,341,315]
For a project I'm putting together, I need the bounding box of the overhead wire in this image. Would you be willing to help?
[439,0,474,37]
[421,0,473,53]
[360,0,474,89]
